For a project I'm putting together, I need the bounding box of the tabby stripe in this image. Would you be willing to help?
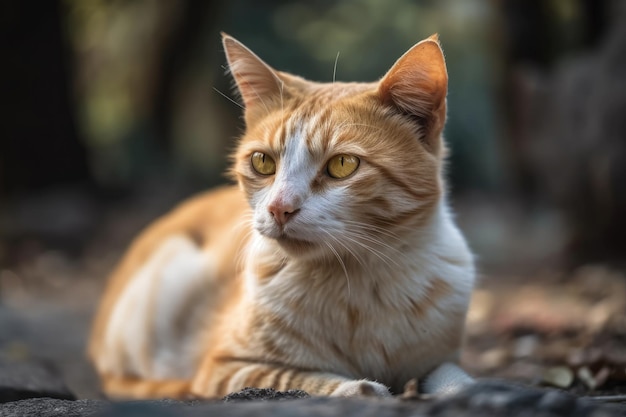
[212,355,317,374]
[379,341,392,367]
[329,342,359,374]
[322,380,342,395]
[408,278,452,318]
[276,112,290,149]
[264,313,316,351]
[232,331,249,349]
[435,254,468,267]
[367,159,436,201]
[306,376,324,394]
[305,106,333,152]
[409,298,426,317]
[393,204,435,226]
[371,281,383,304]
[247,367,268,388]
[367,203,434,232]
[428,278,452,301]
[309,175,326,193]
[347,305,360,328]
[290,372,306,390]
[216,372,234,396]
[256,260,286,281]
[282,113,296,150]
[268,367,288,390]
[280,368,297,391]
[259,333,286,358]
[370,196,392,212]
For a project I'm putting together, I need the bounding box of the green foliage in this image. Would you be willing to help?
[62,0,501,190]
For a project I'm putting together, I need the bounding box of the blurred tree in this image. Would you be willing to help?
[500,0,609,199]
[151,0,223,155]
[501,0,626,265]
[0,0,90,198]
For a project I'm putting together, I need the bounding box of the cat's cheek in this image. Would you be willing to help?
[253,211,280,239]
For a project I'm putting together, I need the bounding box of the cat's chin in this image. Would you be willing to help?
[273,235,319,256]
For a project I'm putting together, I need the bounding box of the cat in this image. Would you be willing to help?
[88,33,475,399]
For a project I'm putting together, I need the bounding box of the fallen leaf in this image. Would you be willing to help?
[577,366,596,390]
[542,366,574,388]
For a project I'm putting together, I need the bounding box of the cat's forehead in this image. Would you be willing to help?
[288,105,375,157]
[298,81,375,103]
[241,79,419,162]
[276,84,377,137]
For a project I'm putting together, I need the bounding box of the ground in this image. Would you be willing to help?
[1,193,625,415]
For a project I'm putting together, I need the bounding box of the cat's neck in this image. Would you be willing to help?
[242,198,473,321]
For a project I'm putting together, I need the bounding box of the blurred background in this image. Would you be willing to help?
[1,0,625,400]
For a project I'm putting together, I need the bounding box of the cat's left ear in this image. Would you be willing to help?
[221,33,286,123]
[378,34,448,150]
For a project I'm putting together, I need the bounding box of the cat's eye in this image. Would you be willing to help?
[251,152,276,175]
[327,154,360,179]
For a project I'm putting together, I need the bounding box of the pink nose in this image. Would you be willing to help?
[268,202,299,226]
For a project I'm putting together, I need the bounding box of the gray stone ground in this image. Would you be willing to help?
[1,302,626,416]
[1,381,626,417]
[0,302,100,399]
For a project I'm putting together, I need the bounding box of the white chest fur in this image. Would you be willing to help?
[245,204,475,392]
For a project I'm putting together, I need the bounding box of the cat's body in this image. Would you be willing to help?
[88,34,475,399]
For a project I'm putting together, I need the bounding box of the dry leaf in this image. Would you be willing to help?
[542,366,574,388]
[577,366,596,390]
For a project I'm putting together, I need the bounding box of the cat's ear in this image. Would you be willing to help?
[221,33,285,118]
[378,34,448,149]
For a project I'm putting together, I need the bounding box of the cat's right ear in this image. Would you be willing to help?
[221,33,285,121]
[378,35,448,152]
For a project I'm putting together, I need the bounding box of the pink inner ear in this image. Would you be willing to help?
[378,39,448,118]
[236,79,267,108]
[222,36,284,110]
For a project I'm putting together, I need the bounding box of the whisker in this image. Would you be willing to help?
[323,230,365,266]
[341,232,400,269]
[279,79,284,118]
[342,220,403,241]
[333,51,340,83]
[346,231,409,263]
[324,240,351,298]
[247,81,271,116]
[213,87,244,110]
[322,229,366,269]
[347,216,417,233]
[233,220,256,272]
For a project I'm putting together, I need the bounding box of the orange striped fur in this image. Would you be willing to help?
[88,33,475,399]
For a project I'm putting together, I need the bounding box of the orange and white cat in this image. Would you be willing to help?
[88,33,475,399]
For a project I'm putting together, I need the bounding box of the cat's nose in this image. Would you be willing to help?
[268,202,300,226]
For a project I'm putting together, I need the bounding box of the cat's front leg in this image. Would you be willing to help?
[192,357,391,398]
[421,362,474,396]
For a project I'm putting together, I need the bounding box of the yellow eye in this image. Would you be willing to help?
[327,154,360,179]
[251,152,276,175]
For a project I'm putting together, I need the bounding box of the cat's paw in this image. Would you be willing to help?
[331,379,391,398]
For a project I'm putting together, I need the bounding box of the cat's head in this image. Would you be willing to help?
[223,33,448,258]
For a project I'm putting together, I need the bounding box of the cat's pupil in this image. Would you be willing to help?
[262,154,265,163]
[341,156,344,166]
